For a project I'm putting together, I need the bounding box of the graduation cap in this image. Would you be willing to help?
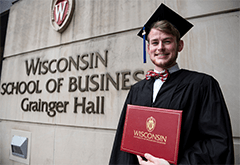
[138,3,193,63]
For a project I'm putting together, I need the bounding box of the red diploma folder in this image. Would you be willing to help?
[121,104,182,165]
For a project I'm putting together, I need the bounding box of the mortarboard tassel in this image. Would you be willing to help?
[142,27,146,63]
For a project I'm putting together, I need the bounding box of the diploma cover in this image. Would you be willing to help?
[120,104,182,165]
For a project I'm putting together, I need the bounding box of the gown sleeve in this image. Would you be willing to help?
[109,87,139,165]
[178,76,234,164]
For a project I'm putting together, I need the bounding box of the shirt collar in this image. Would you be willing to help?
[154,63,180,74]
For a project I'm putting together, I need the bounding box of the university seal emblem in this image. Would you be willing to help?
[146,116,156,132]
[50,0,75,33]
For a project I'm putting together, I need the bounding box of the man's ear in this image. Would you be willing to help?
[147,43,150,54]
[178,40,184,52]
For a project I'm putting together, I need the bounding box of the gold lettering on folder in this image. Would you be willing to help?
[133,116,167,144]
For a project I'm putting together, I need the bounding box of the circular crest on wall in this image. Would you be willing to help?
[50,0,75,33]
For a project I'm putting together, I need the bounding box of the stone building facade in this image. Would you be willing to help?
[0,0,239,164]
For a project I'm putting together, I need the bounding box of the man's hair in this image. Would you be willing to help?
[147,20,180,43]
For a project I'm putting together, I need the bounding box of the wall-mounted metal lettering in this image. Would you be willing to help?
[0,50,147,118]
[46,78,64,93]
[21,98,69,117]
[0,69,144,95]
[1,80,42,95]
[20,96,104,117]
[68,70,143,92]
[25,51,108,76]
[74,96,104,114]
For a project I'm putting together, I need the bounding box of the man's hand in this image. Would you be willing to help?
[137,153,170,165]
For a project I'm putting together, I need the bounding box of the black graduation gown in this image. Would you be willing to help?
[109,69,234,165]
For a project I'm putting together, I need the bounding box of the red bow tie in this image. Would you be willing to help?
[145,70,169,82]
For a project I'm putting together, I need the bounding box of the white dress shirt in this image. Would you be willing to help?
[153,64,180,103]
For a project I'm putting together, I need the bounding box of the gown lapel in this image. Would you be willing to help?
[154,70,186,108]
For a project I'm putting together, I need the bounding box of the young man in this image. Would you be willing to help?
[109,4,234,165]
[146,20,183,72]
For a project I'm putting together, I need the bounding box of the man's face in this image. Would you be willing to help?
[147,28,183,71]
